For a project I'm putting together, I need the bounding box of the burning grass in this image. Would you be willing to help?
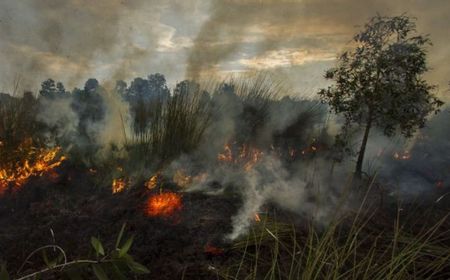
[0,73,448,279]
[112,177,127,194]
[217,143,264,172]
[145,172,161,190]
[0,145,66,195]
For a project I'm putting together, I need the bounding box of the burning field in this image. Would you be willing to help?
[0,4,449,278]
[0,72,448,279]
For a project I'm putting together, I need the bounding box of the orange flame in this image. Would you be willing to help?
[254,213,261,222]
[217,144,233,162]
[217,143,263,171]
[112,178,127,194]
[0,147,66,195]
[145,192,182,217]
[243,147,263,172]
[145,173,160,190]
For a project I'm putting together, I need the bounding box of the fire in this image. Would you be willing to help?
[254,213,261,222]
[243,147,264,172]
[145,192,182,217]
[112,178,127,194]
[173,169,192,188]
[145,173,160,190]
[217,144,233,162]
[217,143,263,171]
[0,147,66,195]
[172,170,208,188]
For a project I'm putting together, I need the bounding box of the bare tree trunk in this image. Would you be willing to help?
[355,117,372,179]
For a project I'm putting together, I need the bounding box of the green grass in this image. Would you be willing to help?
[221,188,450,280]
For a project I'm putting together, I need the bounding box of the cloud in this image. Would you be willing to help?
[186,0,450,99]
[238,48,335,70]
[156,23,194,53]
[0,0,448,100]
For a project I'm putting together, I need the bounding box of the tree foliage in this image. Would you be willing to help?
[318,15,443,176]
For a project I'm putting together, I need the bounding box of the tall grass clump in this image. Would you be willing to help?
[127,83,211,168]
[0,93,42,165]
[208,72,286,146]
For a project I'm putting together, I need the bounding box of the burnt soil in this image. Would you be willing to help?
[0,163,242,279]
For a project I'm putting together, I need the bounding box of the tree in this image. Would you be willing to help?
[39,79,57,99]
[84,78,100,94]
[147,73,170,100]
[173,80,200,97]
[56,82,68,96]
[318,15,443,178]
[40,79,68,99]
[128,77,149,99]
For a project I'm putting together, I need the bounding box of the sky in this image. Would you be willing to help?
[0,0,449,99]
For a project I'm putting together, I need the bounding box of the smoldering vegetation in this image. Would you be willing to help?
[0,72,449,279]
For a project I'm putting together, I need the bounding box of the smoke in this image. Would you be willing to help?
[186,0,450,100]
[224,156,306,240]
[88,91,132,154]
[37,87,132,160]
[37,97,79,143]
[155,74,345,240]
[0,0,448,100]
[0,0,176,91]
[375,107,450,199]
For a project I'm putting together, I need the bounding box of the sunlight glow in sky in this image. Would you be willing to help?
[0,0,448,98]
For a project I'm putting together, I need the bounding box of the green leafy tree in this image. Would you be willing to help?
[318,15,443,178]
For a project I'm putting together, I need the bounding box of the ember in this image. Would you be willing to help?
[173,169,192,188]
[204,243,224,256]
[217,143,233,162]
[112,178,127,194]
[145,192,182,217]
[254,213,261,222]
[145,173,160,190]
[393,151,411,160]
